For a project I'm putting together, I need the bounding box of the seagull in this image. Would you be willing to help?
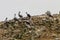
[26,12,31,19]
[18,11,23,18]
[46,11,53,17]
[14,14,18,21]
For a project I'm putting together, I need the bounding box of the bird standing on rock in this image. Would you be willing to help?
[5,17,8,22]
[4,17,9,29]
[14,14,18,21]
[5,17,10,24]
[18,11,23,18]
[46,11,53,18]
[26,12,31,19]
[25,21,31,29]
[25,21,30,25]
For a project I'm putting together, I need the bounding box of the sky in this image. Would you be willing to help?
[0,0,60,21]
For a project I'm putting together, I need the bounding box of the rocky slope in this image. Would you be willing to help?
[0,13,60,40]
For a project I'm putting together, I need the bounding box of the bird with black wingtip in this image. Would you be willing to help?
[18,11,23,19]
[13,14,19,22]
[46,11,53,18]
[26,12,31,20]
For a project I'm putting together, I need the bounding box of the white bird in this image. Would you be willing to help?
[46,11,53,17]
[4,17,9,28]
[18,11,23,18]
[14,14,18,21]
[25,21,31,28]
[5,17,8,22]
[4,17,9,24]
[26,12,31,19]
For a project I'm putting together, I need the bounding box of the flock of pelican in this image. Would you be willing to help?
[4,11,54,29]
[4,11,32,29]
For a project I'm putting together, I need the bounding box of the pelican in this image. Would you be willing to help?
[26,12,31,19]
[46,11,53,17]
[5,17,8,22]
[4,17,10,24]
[14,14,18,21]
[25,21,30,25]
[18,11,23,18]
[25,21,31,28]
[4,17,9,29]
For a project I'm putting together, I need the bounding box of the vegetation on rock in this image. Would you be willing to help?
[0,11,60,40]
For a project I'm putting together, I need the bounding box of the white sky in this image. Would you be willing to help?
[0,0,60,21]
